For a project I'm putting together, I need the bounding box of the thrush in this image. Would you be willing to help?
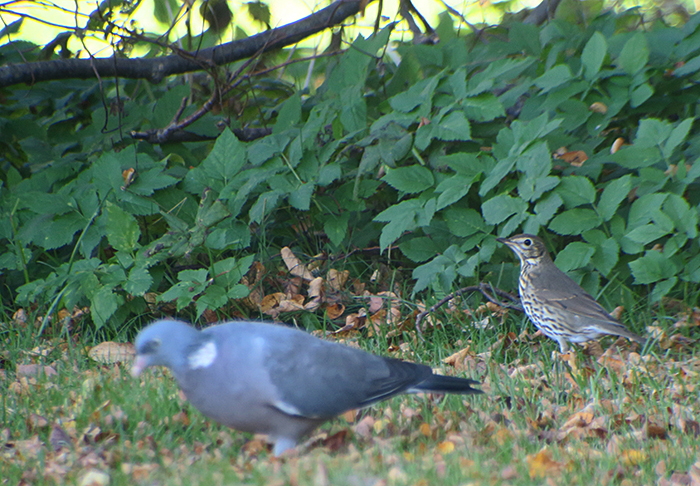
[497,234,646,353]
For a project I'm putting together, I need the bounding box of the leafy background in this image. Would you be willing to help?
[2,1,700,334]
[2,1,700,485]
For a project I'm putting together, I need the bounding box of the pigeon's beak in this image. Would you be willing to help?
[131,355,148,377]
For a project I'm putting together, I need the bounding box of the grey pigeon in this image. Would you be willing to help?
[132,319,482,455]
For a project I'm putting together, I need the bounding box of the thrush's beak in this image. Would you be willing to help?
[496,237,506,243]
[131,355,148,377]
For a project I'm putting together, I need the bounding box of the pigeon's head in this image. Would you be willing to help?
[131,319,199,377]
[496,234,550,265]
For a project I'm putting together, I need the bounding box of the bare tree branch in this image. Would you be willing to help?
[0,0,368,88]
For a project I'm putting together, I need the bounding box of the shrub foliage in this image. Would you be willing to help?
[2,8,700,331]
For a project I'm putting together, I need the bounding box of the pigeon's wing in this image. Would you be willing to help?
[264,333,432,418]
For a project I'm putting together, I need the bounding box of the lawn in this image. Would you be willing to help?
[2,303,699,485]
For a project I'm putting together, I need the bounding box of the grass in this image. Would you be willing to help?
[1,301,699,485]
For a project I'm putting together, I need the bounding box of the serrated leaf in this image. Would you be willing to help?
[196,285,228,319]
[629,251,676,284]
[399,236,442,263]
[124,267,152,296]
[555,176,596,207]
[590,237,619,275]
[554,242,595,272]
[274,93,301,133]
[382,165,434,193]
[663,118,694,159]
[482,194,527,225]
[91,286,118,329]
[105,202,141,252]
[534,64,572,92]
[445,207,488,237]
[598,174,632,221]
[324,212,350,247]
[434,111,471,142]
[549,208,600,234]
[435,174,474,210]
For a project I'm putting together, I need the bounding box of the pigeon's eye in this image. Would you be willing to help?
[523,239,532,246]
[143,338,161,353]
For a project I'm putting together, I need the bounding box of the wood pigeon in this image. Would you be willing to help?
[132,319,482,455]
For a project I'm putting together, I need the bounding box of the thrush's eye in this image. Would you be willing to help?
[523,238,532,246]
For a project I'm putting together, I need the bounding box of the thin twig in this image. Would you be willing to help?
[414,283,521,339]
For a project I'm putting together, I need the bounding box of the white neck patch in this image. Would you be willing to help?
[188,341,218,369]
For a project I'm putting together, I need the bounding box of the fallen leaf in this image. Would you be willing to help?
[88,342,135,364]
[437,441,455,454]
[17,364,57,378]
[280,247,314,281]
[77,469,110,486]
[527,448,565,478]
[620,449,646,466]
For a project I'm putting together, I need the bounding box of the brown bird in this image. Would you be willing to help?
[497,234,646,353]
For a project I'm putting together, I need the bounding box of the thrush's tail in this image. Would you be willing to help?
[411,375,483,395]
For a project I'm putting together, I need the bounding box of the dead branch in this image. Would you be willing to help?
[0,0,368,88]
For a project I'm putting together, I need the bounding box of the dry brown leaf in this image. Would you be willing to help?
[611,137,625,154]
[443,347,472,366]
[327,269,349,290]
[353,416,375,439]
[620,449,646,466]
[17,364,57,378]
[589,101,608,113]
[436,441,455,454]
[280,247,314,281]
[556,150,588,167]
[28,413,49,430]
[527,448,566,478]
[88,342,135,364]
[325,303,344,320]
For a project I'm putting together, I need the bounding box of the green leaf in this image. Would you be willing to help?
[482,194,527,225]
[590,237,619,275]
[91,286,119,329]
[124,267,152,296]
[289,182,315,210]
[534,64,572,93]
[625,223,670,245]
[630,83,653,108]
[651,277,677,302]
[618,33,648,75]
[629,251,676,284]
[399,236,442,263]
[196,285,228,319]
[435,174,475,210]
[246,0,270,25]
[105,202,141,252]
[635,119,672,148]
[462,94,505,121]
[324,212,350,247]
[664,194,698,238]
[663,118,694,159]
[597,174,632,221]
[555,176,596,207]
[549,208,600,235]
[382,166,435,194]
[274,93,301,133]
[581,31,607,80]
[445,208,488,237]
[434,111,471,142]
[554,242,595,272]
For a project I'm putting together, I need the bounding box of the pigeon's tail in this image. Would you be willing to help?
[411,375,483,395]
